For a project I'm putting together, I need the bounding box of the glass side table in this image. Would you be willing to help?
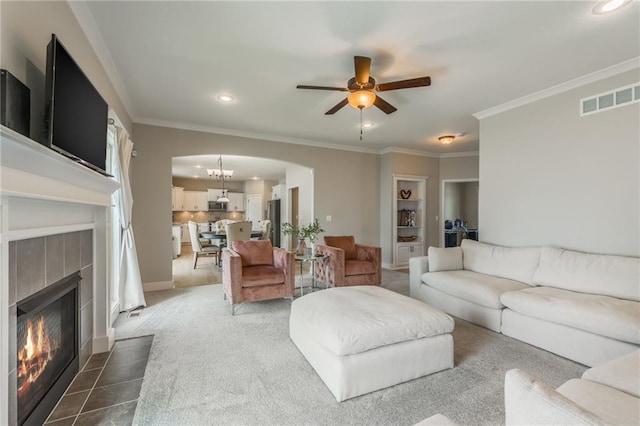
[294,254,327,296]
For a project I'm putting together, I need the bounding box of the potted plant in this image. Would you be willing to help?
[282,218,325,255]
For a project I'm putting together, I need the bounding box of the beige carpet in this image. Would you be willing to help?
[116,271,586,425]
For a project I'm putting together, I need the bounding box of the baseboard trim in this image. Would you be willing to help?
[93,328,115,354]
[143,281,175,292]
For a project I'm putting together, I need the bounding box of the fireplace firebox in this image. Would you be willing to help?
[16,271,80,426]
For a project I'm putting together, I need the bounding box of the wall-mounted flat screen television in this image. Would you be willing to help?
[44,34,109,175]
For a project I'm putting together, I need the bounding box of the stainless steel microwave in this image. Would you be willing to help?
[208,201,227,211]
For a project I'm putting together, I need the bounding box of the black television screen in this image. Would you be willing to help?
[45,34,108,175]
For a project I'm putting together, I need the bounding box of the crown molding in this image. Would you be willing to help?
[68,0,137,123]
[439,151,480,159]
[474,57,640,120]
[139,118,482,158]
[135,117,381,155]
[379,147,441,158]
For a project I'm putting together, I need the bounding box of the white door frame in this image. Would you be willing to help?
[440,178,479,247]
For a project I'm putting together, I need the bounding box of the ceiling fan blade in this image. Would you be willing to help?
[373,95,397,114]
[325,98,349,115]
[296,85,349,91]
[376,76,431,92]
[354,56,371,85]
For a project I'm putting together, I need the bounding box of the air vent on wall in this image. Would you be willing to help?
[580,82,640,116]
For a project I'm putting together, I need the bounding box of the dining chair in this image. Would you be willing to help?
[187,221,219,269]
[225,221,252,245]
[260,220,272,241]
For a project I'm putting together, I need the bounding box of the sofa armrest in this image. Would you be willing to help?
[409,256,429,297]
[315,244,345,286]
[504,369,604,425]
[355,244,382,285]
[222,248,243,303]
[273,247,295,294]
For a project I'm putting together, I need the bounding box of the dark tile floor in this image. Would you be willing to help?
[44,335,153,426]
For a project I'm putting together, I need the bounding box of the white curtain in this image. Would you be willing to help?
[115,127,146,311]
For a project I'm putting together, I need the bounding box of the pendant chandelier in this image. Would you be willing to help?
[206,155,233,202]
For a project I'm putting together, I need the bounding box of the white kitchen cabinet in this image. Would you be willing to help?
[226,192,245,212]
[172,225,182,258]
[395,243,424,265]
[181,223,190,243]
[183,191,208,211]
[207,188,224,201]
[172,187,184,211]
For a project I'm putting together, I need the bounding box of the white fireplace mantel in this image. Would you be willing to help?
[1,125,120,424]
[0,125,120,206]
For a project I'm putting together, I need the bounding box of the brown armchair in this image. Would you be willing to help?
[314,236,381,287]
[222,240,295,314]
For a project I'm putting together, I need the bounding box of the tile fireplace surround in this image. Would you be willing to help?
[1,125,120,424]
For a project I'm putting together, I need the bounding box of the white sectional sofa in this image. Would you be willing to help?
[505,349,640,425]
[409,239,640,366]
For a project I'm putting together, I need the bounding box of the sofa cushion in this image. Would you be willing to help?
[461,239,540,285]
[324,235,357,259]
[290,286,454,356]
[241,265,285,287]
[504,369,604,425]
[423,270,529,310]
[582,349,640,398]
[232,240,274,266]
[428,246,463,272]
[558,379,640,426]
[344,259,376,276]
[533,247,640,302]
[500,287,640,344]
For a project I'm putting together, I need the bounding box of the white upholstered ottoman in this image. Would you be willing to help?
[289,286,454,401]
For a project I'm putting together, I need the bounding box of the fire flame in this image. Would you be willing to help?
[17,315,58,397]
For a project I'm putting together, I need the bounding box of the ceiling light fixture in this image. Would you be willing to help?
[592,0,632,14]
[207,155,232,202]
[347,91,377,142]
[439,135,455,145]
[216,94,234,103]
[347,90,376,109]
[362,122,375,128]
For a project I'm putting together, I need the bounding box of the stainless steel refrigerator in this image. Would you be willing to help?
[267,199,281,247]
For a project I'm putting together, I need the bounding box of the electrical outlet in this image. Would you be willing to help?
[326,215,332,222]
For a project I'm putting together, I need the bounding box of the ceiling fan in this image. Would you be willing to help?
[296,56,431,115]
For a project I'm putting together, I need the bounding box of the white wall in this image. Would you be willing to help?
[478,69,639,256]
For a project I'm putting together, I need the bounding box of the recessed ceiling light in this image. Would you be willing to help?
[592,0,632,14]
[216,94,234,103]
[362,122,375,128]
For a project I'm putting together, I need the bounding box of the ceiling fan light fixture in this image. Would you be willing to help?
[439,135,455,145]
[347,90,376,109]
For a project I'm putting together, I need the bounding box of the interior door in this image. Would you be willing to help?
[246,194,263,231]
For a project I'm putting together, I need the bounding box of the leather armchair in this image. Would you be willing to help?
[222,240,294,314]
[314,236,381,287]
